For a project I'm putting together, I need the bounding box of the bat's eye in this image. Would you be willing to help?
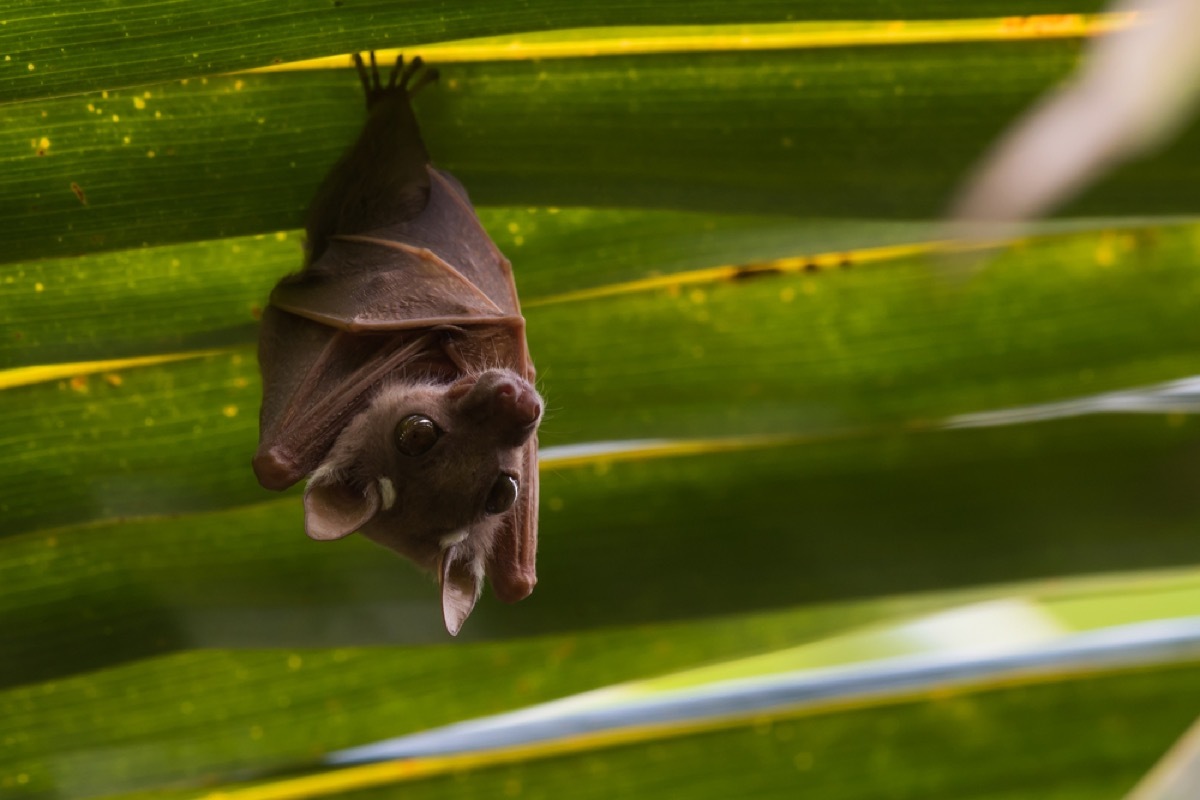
[484,473,519,515]
[395,414,441,456]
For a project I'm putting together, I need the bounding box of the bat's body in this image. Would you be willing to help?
[253,54,541,635]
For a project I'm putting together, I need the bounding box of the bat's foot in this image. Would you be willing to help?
[354,51,439,109]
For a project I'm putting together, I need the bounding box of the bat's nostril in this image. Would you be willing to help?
[491,382,540,426]
[513,392,541,425]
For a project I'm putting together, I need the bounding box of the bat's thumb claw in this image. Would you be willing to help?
[491,570,536,605]
[253,447,299,491]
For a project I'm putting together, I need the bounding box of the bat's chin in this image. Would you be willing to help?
[359,521,440,568]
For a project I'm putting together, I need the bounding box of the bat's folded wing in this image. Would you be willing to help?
[270,236,515,333]
[367,166,522,318]
[488,436,539,604]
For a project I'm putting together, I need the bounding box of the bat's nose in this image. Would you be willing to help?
[493,380,541,426]
[456,369,542,432]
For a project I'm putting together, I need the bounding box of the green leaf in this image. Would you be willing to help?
[1,2,1110,102]
[6,222,1200,535]
[7,30,1200,263]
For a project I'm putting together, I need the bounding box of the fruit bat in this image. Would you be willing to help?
[252,53,542,636]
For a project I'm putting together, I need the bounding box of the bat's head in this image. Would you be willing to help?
[302,368,542,635]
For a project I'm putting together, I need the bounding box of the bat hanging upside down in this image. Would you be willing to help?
[252,52,542,636]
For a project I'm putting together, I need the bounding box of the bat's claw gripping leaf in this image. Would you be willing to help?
[353,51,439,110]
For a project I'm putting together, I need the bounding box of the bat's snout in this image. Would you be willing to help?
[493,380,541,427]
[454,370,542,431]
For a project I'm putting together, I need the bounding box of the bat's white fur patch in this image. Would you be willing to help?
[308,462,342,486]
[469,555,485,592]
[439,530,469,549]
[377,477,396,510]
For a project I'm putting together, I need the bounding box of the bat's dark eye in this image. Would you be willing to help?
[484,473,519,515]
[395,414,441,456]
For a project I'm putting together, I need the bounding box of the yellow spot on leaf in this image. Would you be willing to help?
[38,136,49,150]
[274,231,287,241]
[33,282,44,293]
[111,113,120,123]
[146,150,156,158]
[133,97,146,110]
[222,405,239,418]
[234,79,244,91]
[103,373,123,387]
[688,288,706,304]
[69,375,88,392]
[780,286,796,303]
[287,654,303,671]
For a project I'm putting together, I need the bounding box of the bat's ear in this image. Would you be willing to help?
[303,476,380,541]
[439,548,481,636]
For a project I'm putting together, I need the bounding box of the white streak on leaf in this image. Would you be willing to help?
[949,0,1200,238]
